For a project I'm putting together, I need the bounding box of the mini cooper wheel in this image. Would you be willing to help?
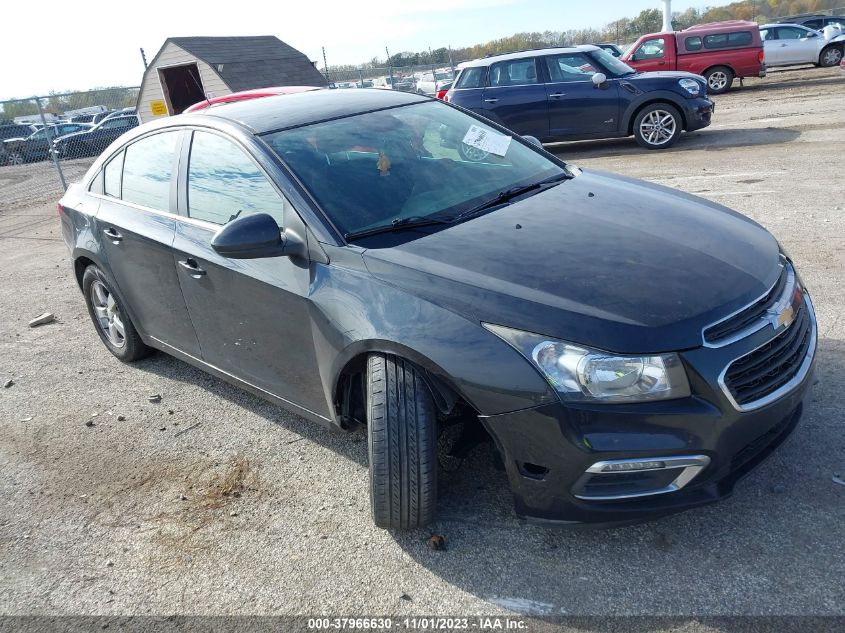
[82,265,151,362]
[7,152,24,166]
[820,46,843,67]
[633,104,682,150]
[704,66,734,95]
[458,142,490,162]
[366,353,437,529]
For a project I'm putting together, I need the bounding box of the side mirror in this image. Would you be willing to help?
[592,72,608,88]
[211,212,305,259]
[806,31,818,38]
[522,135,543,148]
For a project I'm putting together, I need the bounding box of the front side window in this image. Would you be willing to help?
[263,101,565,240]
[101,118,133,130]
[634,38,665,60]
[455,67,485,89]
[489,59,538,86]
[804,19,822,29]
[775,27,806,40]
[121,132,178,211]
[187,131,286,227]
[544,53,598,82]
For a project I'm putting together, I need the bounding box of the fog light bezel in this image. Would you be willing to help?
[572,455,711,501]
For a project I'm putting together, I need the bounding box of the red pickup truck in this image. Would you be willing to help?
[622,21,766,94]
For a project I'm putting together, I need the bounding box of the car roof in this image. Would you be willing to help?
[198,88,429,134]
[460,45,599,67]
[761,22,813,28]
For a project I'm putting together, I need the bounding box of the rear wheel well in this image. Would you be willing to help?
[74,256,95,289]
[628,100,688,135]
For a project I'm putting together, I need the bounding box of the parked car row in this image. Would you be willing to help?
[1,108,140,166]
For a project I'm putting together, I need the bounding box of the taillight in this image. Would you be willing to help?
[436,89,447,100]
[758,50,765,63]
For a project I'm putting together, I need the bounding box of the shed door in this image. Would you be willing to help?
[158,63,206,115]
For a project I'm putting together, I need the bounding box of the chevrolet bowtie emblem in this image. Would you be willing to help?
[775,304,795,329]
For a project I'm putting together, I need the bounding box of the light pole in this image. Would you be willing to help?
[662,0,673,32]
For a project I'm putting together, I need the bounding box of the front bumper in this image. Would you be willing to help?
[684,97,714,132]
[480,294,816,526]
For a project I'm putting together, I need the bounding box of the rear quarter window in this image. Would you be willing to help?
[703,31,753,49]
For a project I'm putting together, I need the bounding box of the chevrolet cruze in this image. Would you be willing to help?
[59,89,816,529]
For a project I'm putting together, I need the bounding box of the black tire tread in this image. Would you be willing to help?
[367,353,436,529]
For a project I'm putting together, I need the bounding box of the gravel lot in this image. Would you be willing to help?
[1,67,843,623]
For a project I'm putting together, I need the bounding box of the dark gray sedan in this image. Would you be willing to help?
[59,90,816,529]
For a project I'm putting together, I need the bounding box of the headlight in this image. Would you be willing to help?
[679,78,701,96]
[484,324,691,403]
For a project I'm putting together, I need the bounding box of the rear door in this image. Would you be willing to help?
[481,57,548,138]
[542,52,620,138]
[171,129,328,418]
[95,130,202,355]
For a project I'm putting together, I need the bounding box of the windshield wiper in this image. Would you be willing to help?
[449,173,569,225]
[344,215,452,241]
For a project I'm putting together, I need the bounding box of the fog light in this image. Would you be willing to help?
[601,461,665,472]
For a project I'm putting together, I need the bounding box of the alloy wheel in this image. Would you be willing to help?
[639,110,677,147]
[90,280,126,349]
[8,152,24,166]
[708,71,728,92]
[822,48,843,66]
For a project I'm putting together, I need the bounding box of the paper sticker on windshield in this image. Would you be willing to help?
[462,125,511,157]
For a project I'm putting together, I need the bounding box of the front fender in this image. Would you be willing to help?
[620,90,690,133]
[307,260,556,421]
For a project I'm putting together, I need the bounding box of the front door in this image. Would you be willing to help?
[628,36,669,72]
[773,26,820,64]
[542,52,621,138]
[172,130,329,418]
[481,57,548,138]
[96,130,202,356]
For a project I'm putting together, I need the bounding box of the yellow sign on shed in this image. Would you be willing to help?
[150,100,168,116]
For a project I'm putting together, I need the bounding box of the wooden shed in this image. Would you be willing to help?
[137,36,327,122]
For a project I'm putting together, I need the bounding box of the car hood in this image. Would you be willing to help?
[362,169,781,354]
[626,70,704,83]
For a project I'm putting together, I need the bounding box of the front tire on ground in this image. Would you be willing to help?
[820,45,843,67]
[367,353,437,530]
[633,103,683,150]
[704,66,734,94]
[82,265,151,362]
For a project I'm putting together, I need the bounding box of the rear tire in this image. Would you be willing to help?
[82,265,152,362]
[704,66,734,95]
[367,353,437,530]
[820,45,843,67]
[8,152,24,166]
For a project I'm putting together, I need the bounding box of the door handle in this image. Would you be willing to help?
[658,60,666,65]
[483,98,499,103]
[178,258,206,277]
[103,227,123,242]
[548,92,566,98]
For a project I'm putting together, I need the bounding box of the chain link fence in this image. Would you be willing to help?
[0,87,139,212]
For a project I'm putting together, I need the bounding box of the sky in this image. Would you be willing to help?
[1,0,715,101]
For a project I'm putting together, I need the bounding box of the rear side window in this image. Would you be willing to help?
[187,131,286,227]
[121,132,178,211]
[455,67,485,89]
[685,36,702,51]
[803,19,822,30]
[703,31,753,49]
[104,150,124,198]
[489,59,538,86]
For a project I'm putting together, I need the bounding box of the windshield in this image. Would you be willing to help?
[263,101,565,240]
[590,48,636,76]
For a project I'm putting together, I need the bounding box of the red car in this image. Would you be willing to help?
[623,21,766,94]
[183,86,322,113]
